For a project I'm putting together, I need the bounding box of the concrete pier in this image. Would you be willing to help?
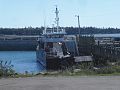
[0,35,39,51]
[0,40,37,51]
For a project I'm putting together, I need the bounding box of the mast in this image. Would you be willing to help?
[55,6,59,33]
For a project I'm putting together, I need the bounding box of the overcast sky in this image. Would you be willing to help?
[0,0,120,28]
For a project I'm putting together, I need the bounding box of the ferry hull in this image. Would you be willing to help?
[37,49,75,70]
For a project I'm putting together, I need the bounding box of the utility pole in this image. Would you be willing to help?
[75,15,80,37]
[75,15,81,56]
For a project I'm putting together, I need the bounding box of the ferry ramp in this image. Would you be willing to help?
[65,40,79,56]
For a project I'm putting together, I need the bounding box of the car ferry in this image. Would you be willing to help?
[36,6,78,70]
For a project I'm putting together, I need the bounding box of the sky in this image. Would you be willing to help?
[0,0,120,28]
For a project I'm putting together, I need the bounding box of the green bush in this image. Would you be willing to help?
[94,67,116,74]
[0,60,15,77]
[112,66,120,73]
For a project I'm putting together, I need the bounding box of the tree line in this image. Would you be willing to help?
[0,27,120,35]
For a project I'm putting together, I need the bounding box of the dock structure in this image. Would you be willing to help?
[0,35,39,51]
[0,35,39,40]
[78,36,120,62]
[80,44,120,60]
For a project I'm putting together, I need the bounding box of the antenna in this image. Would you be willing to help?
[43,16,47,34]
[55,5,59,33]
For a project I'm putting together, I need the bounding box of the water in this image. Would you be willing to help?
[0,51,44,74]
[82,34,120,38]
[94,34,120,38]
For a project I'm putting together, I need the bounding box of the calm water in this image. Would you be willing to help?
[94,34,120,37]
[0,51,44,74]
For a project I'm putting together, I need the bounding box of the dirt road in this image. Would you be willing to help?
[0,76,120,90]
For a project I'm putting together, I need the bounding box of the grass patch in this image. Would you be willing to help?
[1,61,120,78]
